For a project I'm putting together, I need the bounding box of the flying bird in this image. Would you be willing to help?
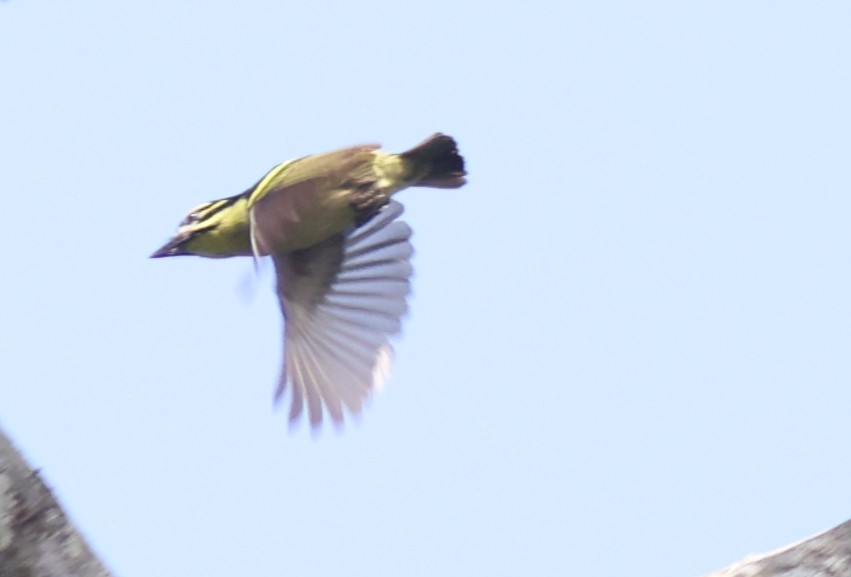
[152,134,466,429]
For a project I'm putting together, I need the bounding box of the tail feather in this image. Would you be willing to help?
[400,133,467,189]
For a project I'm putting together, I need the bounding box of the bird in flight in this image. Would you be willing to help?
[152,134,466,429]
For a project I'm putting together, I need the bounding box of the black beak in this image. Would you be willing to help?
[150,236,187,258]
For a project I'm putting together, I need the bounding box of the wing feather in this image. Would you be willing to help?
[272,200,413,429]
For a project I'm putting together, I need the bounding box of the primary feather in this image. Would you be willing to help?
[274,202,412,428]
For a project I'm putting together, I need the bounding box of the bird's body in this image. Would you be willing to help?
[152,134,465,429]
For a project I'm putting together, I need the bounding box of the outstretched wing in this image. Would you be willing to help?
[272,201,413,429]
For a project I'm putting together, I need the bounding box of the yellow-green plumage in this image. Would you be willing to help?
[172,195,253,257]
[152,134,466,430]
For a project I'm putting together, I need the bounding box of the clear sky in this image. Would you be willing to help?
[1,2,850,576]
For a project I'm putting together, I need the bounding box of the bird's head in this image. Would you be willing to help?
[151,195,252,259]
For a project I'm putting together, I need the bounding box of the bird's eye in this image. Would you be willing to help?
[179,212,200,226]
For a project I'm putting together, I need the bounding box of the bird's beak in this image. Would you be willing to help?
[150,235,187,258]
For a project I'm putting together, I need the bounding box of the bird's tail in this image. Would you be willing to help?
[400,133,467,189]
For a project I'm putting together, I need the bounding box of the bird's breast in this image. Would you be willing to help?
[253,185,360,255]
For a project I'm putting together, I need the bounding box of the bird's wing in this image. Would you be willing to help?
[248,145,380,255]
[272,200,413,429]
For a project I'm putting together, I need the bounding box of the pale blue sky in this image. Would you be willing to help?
[2,2,850,576]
